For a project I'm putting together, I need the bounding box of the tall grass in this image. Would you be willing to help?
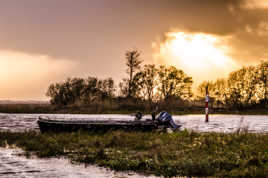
[0,130,267,177]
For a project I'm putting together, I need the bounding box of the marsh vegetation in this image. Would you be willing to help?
[0,130,267,177]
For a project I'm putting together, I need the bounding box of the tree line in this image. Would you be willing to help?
[46,50,268,111]
[197,61,268,110]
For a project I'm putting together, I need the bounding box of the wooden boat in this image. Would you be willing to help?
[37,116,158,132]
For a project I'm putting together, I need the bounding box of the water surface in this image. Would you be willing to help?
[0,148,154,178]
[0,113,267,177]
[0,113,267,133]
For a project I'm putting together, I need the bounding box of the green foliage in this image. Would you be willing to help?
[1,131,267,177]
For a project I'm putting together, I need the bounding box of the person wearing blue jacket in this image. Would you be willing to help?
[156,111,181,131]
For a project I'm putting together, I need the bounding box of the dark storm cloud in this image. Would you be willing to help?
[156,0,268,63]
[226,6,268,63]
[0,0,268,69]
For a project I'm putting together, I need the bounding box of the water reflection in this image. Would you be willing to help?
[0,148,156,178]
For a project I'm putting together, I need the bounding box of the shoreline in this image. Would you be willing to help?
[0,147,155,178]
[0,130,267,177]
[1,103,268,115]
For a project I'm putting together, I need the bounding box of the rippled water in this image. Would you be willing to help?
[0,113,267,177]
[173,115,268,133]
[0,113,267,133]
[0,113,164,178]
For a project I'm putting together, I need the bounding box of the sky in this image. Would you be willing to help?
[1,0,268,100]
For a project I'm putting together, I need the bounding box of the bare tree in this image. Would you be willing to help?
[125,50,143,97]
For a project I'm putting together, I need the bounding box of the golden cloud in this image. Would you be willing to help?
[0,50,77,99]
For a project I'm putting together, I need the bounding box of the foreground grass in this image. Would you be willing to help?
[0,130,267,177]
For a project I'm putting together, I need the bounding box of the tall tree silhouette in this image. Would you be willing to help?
[125,50,143,97]
[132,64,158,104]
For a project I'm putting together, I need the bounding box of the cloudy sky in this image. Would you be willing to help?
[1,0,268,100]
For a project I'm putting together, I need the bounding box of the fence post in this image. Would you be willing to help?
[205,85,209,122]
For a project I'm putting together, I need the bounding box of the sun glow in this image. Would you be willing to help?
[153,32,239,83]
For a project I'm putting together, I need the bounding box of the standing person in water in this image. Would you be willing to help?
[155,111,181,131]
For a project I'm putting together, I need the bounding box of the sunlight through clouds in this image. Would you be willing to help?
[153,31,240,85]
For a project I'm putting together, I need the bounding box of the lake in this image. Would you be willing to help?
[0,113,267,133]
[0,113,267,177]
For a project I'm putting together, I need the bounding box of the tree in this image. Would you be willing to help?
[225,67,247,109]
[212,79,228,106]
[197,81,214,99]
[132,64,158,104]
[46,83,61,105]
[80,77,98,104]
[119,79,129,97]
[70,77,85,104]
[257,61,268,106]
[242,66,258,106]
[157,65,193,100]
[97,78,115,100]
[125,50,143,97]
[197,79,227,108]
[103,78,116,99]
[46,78,75,105]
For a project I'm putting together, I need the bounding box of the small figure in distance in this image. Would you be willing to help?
[155,111,181,131]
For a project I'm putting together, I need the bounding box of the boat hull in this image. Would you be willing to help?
[37,117,158,132]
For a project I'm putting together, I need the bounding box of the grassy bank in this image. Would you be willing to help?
[1,103,268,115]
[0,130,267,177]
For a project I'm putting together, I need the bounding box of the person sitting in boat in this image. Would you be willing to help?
[155,111,181,131]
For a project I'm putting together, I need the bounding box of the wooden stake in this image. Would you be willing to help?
[205,85,209,122]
